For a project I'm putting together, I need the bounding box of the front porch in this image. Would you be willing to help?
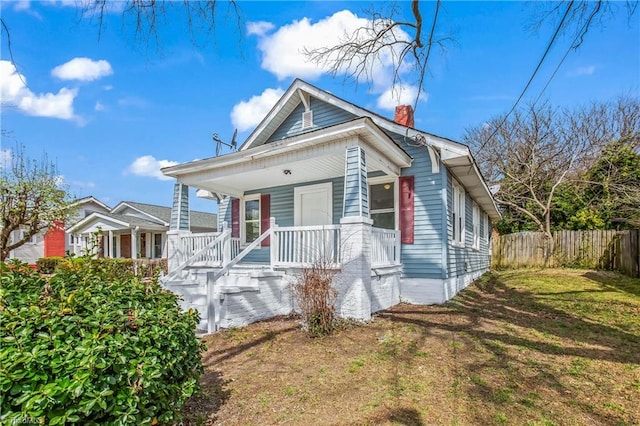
[163,218,402,333]
[161,120,414,333]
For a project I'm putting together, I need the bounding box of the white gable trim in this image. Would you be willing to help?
[111,202,169,226]
[70,196,110,211]
[67,212,131,233]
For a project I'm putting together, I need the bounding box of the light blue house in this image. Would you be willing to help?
[161,79,500,333]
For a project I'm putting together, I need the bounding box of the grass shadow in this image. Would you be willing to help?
[582,270,640,297]
[379,270,640,425]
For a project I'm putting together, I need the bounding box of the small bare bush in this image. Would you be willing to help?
[293,262,338,337]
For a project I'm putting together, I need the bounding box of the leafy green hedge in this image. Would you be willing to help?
[0,260,205,425]
[36,257,65,274]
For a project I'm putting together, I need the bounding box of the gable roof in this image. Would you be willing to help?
[111,201,217,229]
[67,201,217,233]
[241,79,468,156]
[70,196,111,211]
[240,79,500,220]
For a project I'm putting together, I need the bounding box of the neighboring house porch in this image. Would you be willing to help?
[66,201,217,259]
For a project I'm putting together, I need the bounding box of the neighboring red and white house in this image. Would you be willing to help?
[7,196,111,265]
[66,201,217,259]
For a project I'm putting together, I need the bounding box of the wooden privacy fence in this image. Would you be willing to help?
[492,229,640,278]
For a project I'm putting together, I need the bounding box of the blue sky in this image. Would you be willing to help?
[1,1,638,213]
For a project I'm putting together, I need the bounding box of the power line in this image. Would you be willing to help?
[479,1,575,150]
[532,2,602,107]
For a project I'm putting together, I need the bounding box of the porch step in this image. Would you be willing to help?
[226,263,274,276]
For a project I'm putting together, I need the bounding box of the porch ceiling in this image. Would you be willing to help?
[164,118,412,197]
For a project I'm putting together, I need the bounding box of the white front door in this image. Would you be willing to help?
[294,182,333,226]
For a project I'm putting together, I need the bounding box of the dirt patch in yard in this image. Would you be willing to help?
[182,269,640,425]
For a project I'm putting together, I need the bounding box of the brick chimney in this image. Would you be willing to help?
[394,105,414,127]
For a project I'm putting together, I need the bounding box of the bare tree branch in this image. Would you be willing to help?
[465,97,640,237]
[303,1,451,114]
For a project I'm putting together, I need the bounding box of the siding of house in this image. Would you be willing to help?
[9,231,44,264]
[44,224,66,257]
[445,172,491,278]
[384,133,445,280]
[267,98,358,143]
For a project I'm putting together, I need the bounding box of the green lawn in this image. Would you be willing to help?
[183,269,640,425]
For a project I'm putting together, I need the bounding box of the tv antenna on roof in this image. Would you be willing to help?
[213,129,238,156]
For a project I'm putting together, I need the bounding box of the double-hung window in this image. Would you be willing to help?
[452,180,465,246]
[369,180,396,230]
[243,196,261,244]
[472,202,480,250]
[153,233,163,258]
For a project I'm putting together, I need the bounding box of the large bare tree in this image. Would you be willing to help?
[464,97,640,238]
[0,145,74,262]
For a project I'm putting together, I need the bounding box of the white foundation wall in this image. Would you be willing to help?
[165,267,488,333]
[217,275,293,329]
[368,270,401,313]
[400,268,488,304]
[214,267,403,330]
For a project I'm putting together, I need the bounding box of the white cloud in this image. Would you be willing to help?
[568,65,596,77]
[231,88,284,132]
[19,88,78,119]
[376,84,428,111]
[250,10,410,89]
[11,1,43,19]
[247,21,275,37]
[44,1,81,7]
[94,101,105,111]
[125,155,178,181]
[0,60,78,120]
[52,57,113,82]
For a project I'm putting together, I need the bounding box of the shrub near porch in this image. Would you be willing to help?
[0,260,204,425]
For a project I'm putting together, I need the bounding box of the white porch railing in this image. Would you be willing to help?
[371,227,401,267]
[176,232,221,266]
[271,225,342,268]
[169,221,400,275]
[174,231,241,266]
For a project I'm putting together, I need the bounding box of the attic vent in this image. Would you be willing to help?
[302,110,313,129]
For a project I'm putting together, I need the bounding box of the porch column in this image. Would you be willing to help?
[167,183,191,274]
[337,146,373,321]
[131,227,138,259]
[108,230,113,258]
[342,146,369,218]
[170,183,190,231]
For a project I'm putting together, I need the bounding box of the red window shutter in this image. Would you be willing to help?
[399,176,414,244]
[231,198,240,238]
[260,194,271,247]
